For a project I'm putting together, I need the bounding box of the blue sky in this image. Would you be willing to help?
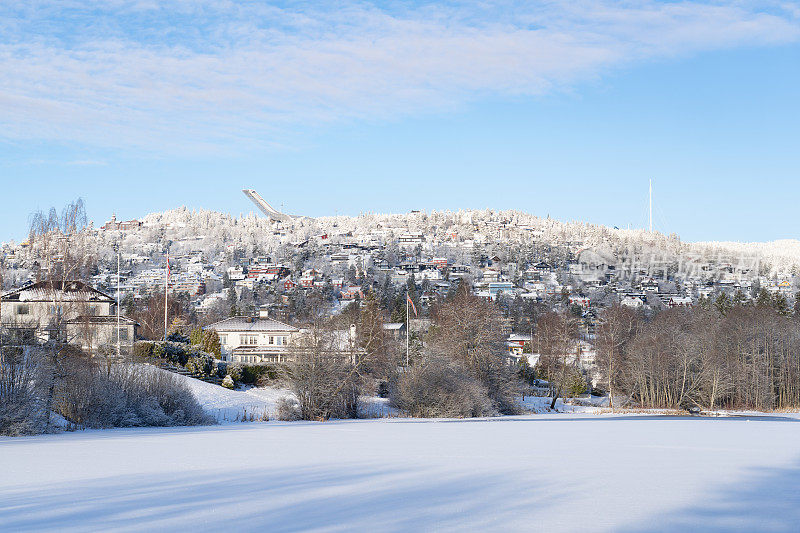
[1,1,798,243]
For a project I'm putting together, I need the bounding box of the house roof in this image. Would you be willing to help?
[383,322,405,330]
[66,315,138,325]
[204,316,299,333]
[1,281,114,303]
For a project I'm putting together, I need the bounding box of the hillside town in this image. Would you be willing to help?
[3,198,799,393]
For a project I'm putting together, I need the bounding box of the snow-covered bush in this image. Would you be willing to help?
[390,356,495,418]
[185,354,215,376]
[52,362,212,429]
[221,375,235,389]
[226,363,243,383]
[277,397,301,421]
[0,347,47,436]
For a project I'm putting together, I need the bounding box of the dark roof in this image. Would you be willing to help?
[1,281,114,303]
[204,316,299,333]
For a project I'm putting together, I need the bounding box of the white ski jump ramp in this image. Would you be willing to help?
[242,189,292,222]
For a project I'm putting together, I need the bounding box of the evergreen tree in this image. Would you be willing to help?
[732,290,748,307]
[714,293,732,316]
[202,330,221,356]
[756,288,773,309]
[772,293,791,316]
[227,287,238,316]
[189,328,204,346]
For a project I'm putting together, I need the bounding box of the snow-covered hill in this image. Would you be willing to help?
[115,206,800,274]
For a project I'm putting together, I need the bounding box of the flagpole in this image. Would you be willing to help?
[163,251,169,342]
[406,291,409,367]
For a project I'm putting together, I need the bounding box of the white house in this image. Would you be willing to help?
[1,280,136,354]
[205,309,300,364]
[621,295,645,309]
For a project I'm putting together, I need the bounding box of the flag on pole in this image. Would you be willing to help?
[406,292,418,317]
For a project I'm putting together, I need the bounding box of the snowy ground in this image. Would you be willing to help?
[182,377,294,422]
[2,414,800,532]
[181,376,397,421]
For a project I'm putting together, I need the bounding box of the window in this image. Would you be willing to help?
[49,305,63,315]
[219,334,227,345]
[269,336,274,345]
[117,328,129,341]
[16,304,29,315]
[239,334,257,345]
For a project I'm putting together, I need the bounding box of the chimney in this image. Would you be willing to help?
[259,306,270,319]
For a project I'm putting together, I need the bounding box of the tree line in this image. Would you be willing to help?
[596,293,800,411]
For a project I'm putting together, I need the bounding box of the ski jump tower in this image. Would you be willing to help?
[242,189,292,222]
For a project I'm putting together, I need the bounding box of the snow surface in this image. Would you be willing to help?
[2,414,800,532]
[181,374,396,421]
[181,377,294,422]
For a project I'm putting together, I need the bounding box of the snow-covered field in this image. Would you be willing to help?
[2,413,799,532]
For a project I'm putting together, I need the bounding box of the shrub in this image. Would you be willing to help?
[134,341,155,359]
[0,347,47,436]
[277,397,301,421]
[152,343,165,359]
[221,375,235,389]
[166,330,189,344]
[390,356,495,418]
[161,342,189,366]
[227,363,243,383]
[53,362,212,429]
[186,354,215,376]
[240,364,282,386]
[289,355,360,421]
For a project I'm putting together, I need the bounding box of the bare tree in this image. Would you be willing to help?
[0,346,47,435]
[429,282,520,414]
[535,310,580,410]
[27,199,97,429]
[595,305,639,410]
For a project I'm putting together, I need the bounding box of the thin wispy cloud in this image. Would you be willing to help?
[0,1,797,153]
[65,159,107,166]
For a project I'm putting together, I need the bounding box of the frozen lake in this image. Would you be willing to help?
[2,414,799,532]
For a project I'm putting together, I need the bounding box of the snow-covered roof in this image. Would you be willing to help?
[205,316,299,333]
[1,281,114,303]
[66,315,138,325]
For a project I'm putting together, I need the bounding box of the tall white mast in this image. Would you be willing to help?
[164,251,169,342]
[117,249,121,359]
[648,179,653,233]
